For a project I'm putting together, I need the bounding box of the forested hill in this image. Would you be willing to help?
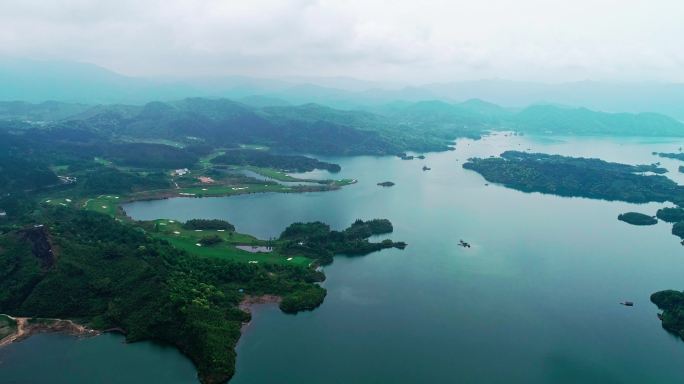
[512,105,684,136]
[1,98,683,162]
[0,98,458,156]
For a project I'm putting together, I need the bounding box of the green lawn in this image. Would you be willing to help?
[177,183,294,196]
[147,220,311,266]
[82,195,122,217]
[331,178,358,186]
[119,137,186,148]
[239,144,270,151]
[198,150,226,169]
[244,166,302,181]
[51,164,70,173]
[93,157,113,166]
[41,197,79,209]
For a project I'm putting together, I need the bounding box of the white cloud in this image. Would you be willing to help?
[0,0,682,83]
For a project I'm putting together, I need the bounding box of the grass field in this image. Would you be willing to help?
[238,144,270,151]
[42,197,79,209]
[177,183,296,196]
[147,219,311,266]
[244,166,303,182]
[82,195,122,217]
[198,150,226,169]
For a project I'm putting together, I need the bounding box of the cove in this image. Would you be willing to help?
[0,332,198,383]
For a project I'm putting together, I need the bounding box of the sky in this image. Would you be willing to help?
[1,0,683,84]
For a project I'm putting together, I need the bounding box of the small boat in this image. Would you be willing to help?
[620,301,634,306]
[422,166,431,171]
[458,240,471,248]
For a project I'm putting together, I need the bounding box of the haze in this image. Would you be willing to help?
[2,0,683,83]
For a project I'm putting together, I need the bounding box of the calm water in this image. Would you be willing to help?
[0,333,197,383]
[5,134,684,383]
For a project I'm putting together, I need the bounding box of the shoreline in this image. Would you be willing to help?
[239,295,282,333]
[0,315,99,347]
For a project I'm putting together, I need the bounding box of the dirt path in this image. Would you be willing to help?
[239,295,282,313]
[0,315,97,347]
[0,315,28,347]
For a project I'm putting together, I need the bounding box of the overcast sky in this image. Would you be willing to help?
[1,0,683,84]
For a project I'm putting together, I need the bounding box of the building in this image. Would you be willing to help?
[173,168,190,176]
[58,175,77,184]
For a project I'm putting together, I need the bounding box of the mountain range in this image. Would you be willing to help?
[2,58,684,120]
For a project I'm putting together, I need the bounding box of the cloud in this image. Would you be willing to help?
[0,0,683,83]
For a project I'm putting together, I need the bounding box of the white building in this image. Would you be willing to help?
[173,168,190,176]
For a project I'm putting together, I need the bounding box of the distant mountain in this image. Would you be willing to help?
[1,96,683,162]
[512,105,684,136]
[3,59,684,120]
[237,95,291,108]
[419,80,684,120]
[0,58,198,104]
[57,98,417,156]
[0,101,91,121]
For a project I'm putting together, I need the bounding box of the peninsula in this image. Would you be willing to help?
[0,203,404,384]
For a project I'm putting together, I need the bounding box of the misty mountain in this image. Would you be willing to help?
[0,58,199,104]
[512,105,684,136]
[3,59,684,120]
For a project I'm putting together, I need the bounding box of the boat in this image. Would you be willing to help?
[422,166,431,171]
[620,301,634,306]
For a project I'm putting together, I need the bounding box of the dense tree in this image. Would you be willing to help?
[463,151,684,204]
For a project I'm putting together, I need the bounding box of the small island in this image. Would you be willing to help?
[618,212,657,226]
[651,290,684,340]
[377,181,395,187]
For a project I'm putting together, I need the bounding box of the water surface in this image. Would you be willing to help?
[0,333,197,383]
[128,134,684,383]
[5,134,684,383]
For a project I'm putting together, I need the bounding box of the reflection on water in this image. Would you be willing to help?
[6,134,684,384]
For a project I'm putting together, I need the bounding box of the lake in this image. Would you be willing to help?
[4,133,684,383]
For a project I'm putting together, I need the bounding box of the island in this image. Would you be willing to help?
[651,290,684,340]
[377,181,395,187]
[618,212,657,226]
[462,151,682,204]
[656,152,684,162]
